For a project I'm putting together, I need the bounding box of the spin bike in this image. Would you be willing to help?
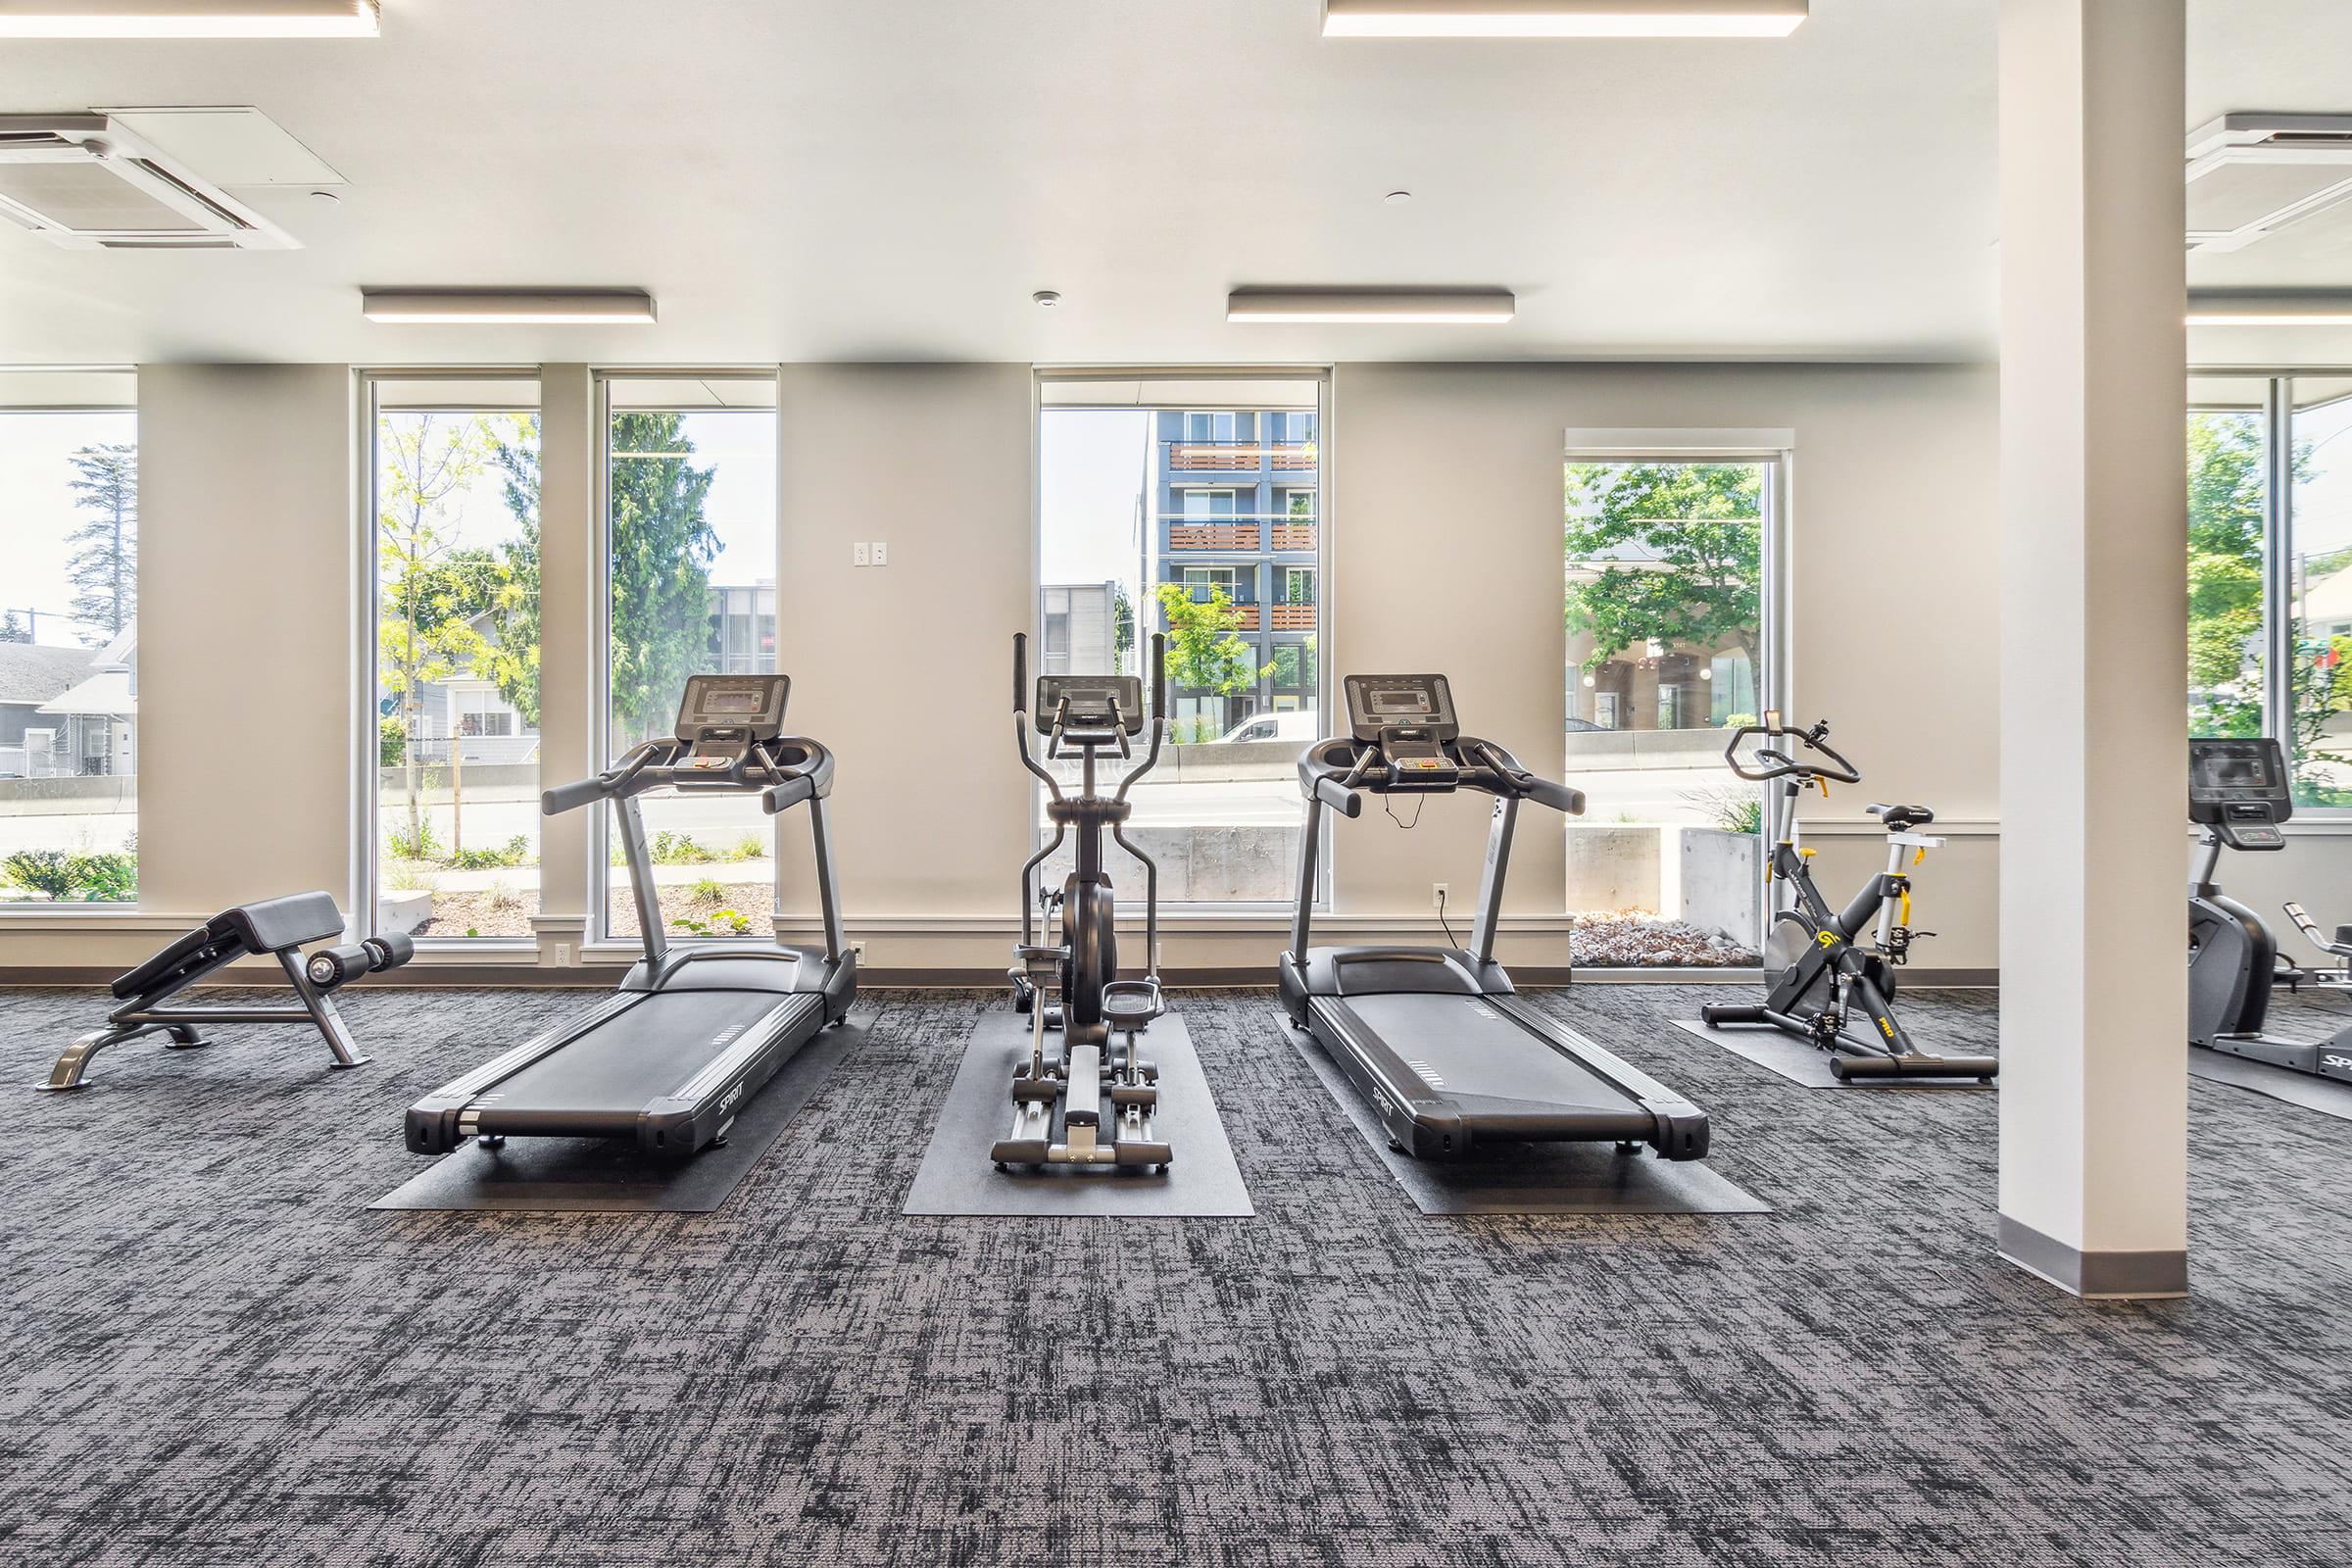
[1699,714,1997,1082]
[996,631,1171,1171]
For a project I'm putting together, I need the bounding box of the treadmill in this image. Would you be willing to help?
[1279,673,1710,1162]
[406,674,856,1158]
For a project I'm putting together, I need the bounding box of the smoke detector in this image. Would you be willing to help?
[0,113,296,250]
[2187,113,2352,253]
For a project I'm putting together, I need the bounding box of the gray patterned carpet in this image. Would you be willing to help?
[3,981,2350,1568]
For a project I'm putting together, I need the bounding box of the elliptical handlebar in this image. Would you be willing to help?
[1724,714,1861,785]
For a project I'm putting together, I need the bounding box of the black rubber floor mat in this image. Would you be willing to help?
[904,1011,1252,1217]
[368,1013,871,1212]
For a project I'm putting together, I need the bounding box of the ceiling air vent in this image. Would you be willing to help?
[0,113,295,250]
[2187,113,2352,253]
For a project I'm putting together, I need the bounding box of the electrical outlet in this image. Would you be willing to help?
[557,942,572,966]
[1432,883,1449,909]
[871,541,889,565]
[853,542,870,566]
[852,940,867,959]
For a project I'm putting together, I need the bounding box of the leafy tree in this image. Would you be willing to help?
[2186,412,2268,738]
[1564,463,1762,684]
[496,413,717,746]
[0,612,26,644]
[1113,583,1135,670]
[485,416,544,725]
[1155,582,1261,739]
[65,443,137,643]
[379,414,499,856]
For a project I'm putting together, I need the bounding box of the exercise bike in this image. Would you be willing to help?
[1699,714,1997,1082]
[2187,735,2352,1079]
[996,631,1171,1171]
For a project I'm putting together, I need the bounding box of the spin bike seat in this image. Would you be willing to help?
[1866,803,1936,830]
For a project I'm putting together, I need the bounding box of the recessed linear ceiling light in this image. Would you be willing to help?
[0,0,378,36]
[1228,287,1515,324]
[1322,0,1805,38]
[2187,290,2352,327]
[361,288,657,325]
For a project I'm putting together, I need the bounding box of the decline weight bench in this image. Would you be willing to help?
[46,892,413,1091]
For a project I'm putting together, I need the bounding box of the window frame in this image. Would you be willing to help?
[0,379,140,915]
[1033,368,1334,914]
[590,368,784,943]
[354,368,544,947]
[2190,367,2352,817]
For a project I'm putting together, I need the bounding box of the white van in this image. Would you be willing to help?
[1215,710,1323,746]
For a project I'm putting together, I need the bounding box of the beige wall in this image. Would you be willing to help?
[1,365,356,969]
[1326,362,2002,969]
[33,353,2352,985]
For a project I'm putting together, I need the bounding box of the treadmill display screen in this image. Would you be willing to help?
[1344,674,1458,742]
[2189,736,2289,819]
[677,674,790,739]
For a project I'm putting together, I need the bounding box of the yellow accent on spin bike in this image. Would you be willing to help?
[1816,930,1838,951]
[1899,887,1913,925]
[1912,846,1928,869]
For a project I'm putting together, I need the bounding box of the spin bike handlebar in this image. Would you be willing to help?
[1723,715,1862,785]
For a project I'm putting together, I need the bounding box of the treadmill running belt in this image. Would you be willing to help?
[1322,992,1642,1115]
[485,988,819,1112]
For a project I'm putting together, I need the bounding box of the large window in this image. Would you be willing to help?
[1563,450,1777,966]
[600,373,780,941]
[2187,373,2352,807]
[0,375,139,906]
[1036,371,1328,906]
[367,377,542,941]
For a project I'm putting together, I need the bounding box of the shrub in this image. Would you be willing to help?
[689,876,727,904]
[385,814,441,861]
[679,907,752,937]
[485,879,520,912]
[725,834,767,862]
[447,834,531,870]
[1721,712,1758,731]
[1,848,136,902]
[650,831,716,865]
[1680,785,1764,837]
[378,715,407,767]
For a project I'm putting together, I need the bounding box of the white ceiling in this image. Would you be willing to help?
[0,0,2337,368]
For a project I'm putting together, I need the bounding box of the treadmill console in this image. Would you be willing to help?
[1345,674,1462,790]
[675,674,791,773]
[1036,675,1146,738]
[2190,736,2291,849]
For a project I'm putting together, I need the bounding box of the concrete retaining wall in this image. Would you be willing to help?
[1033,822,1302,906]
[1565,822,1762,946]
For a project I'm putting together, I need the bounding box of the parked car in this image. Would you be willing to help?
[1216,710,1323,746]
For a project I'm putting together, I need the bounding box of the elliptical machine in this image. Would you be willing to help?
[996,631,1171,1171]
[2187,735,2352,1079]
[1699,713,1997,1082]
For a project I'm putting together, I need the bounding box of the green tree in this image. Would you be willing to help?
[498,413,718,746]
[379,414,499,857]
[0,612,26,644]
[1155,581,1261,740]
[484,415,544,725]
[65,443,137,643]
[1113,583,1135,670]
[1563,463,1762,686]
[2186,412,2268,738]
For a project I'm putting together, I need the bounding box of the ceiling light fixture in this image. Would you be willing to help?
[2187,289,2352,327]
[0,0,380,36]
[1384,189,1414,204]
[1228,287,1515,324]
[1032,290,1062,308]
[361,288,657,325]
[1322,0,1805,38]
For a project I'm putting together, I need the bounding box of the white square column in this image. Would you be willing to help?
[1996,0,2189,1297]
[529,364,597,968]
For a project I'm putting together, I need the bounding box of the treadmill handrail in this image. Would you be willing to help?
[1295,732,1582,810]
[760,738,837,814]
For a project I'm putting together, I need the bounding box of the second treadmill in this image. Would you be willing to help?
[1279,673,1710,1162]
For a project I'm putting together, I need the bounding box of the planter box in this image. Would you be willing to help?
[378,890,433,936]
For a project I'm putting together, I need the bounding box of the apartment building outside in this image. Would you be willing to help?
[1149,407,1320,737]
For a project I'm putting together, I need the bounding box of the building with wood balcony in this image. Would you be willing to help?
[1151,406,1320,736]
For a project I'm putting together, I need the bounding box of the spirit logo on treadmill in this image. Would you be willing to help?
[2324,1052,2352,1072]
[717,1079,746,1115]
